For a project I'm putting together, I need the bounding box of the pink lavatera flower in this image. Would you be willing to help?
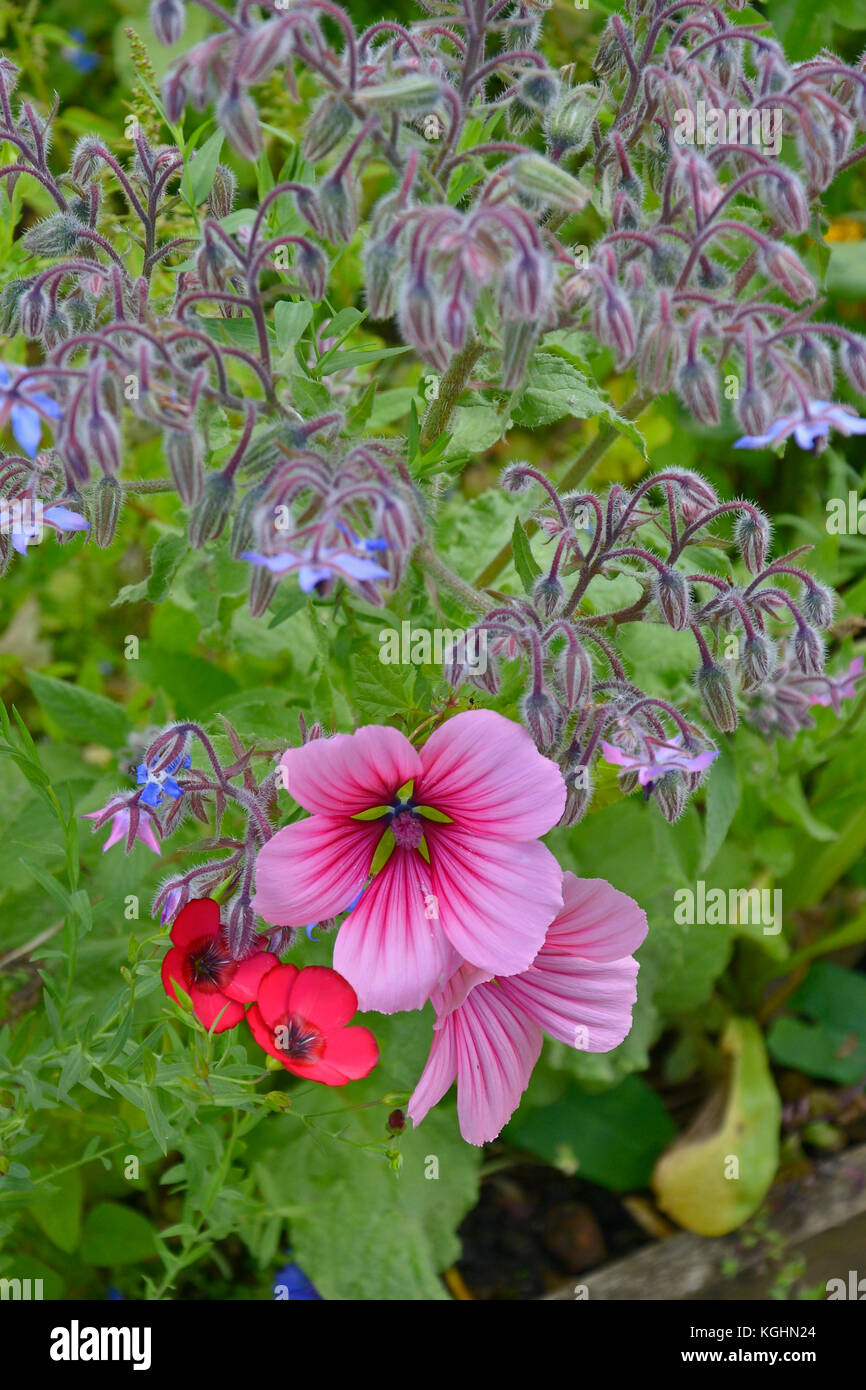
[251,710,567,1013]
[408,872,648,1145]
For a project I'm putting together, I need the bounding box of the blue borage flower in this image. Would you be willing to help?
[0,363,62,458]
[734,400,866,452]
[61,30,100,74]
[273,1261,322,1301]
[1,501,90,554]
[136,753,192,808]
[241,543,389,593]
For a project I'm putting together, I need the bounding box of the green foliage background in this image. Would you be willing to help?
[0,0,864,1300]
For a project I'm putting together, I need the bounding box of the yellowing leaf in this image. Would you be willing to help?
[651,1017,780,1236]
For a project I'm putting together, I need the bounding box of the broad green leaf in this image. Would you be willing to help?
[79,1202,159,1266]
[507,1074,676,1190]
[27,672,132,747]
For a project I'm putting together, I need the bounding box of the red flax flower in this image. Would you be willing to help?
[161,898,278,1033]
[247,963,379,1085]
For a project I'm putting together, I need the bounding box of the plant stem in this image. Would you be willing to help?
[419,336,482,453]
[473,386,652,590]
[415,542,495,615]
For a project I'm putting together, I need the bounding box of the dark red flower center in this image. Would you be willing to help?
[187,936,233,992]
[389,803,424,850]
[274,1014,325,1062]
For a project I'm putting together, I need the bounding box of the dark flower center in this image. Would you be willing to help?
[275,1014,325,1062]
[388,799,424,850]
[188,936,233,992]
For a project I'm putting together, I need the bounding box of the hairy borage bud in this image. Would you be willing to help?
[188,471,235,548]
[92,475,123,548]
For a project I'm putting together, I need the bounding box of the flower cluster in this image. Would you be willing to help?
[441,462,859,824]
[251,709,647,1142]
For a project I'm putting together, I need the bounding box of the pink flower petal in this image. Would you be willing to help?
[408,1019,459,1130]
[451,984,543,1144]
[416,710,566,839]
[499,952,640,1051]
[278,725,421,817]
[427,824,563,978]
[544,873,648,961]
[334,847,451,1013]
[252,816,380,925]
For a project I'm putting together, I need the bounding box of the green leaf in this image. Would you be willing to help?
[112,532,186,607]
[511,517,542,594]
[27,672,132,747]
[652,1018,780,1236]
[79,1202,159,1266]
[507,1074,676,1190]
[248,1012,479,1299]
[352,652,415,723]
[29,1167,83,1254]
[274,299,312,355]
[513,353,611,429]
[186,129,224,207]
[701,738,740,870]
[767,962,866,1085]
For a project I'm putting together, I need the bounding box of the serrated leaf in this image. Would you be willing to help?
[27,672,132,747]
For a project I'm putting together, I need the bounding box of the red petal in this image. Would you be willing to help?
[285,965,358,1031]
[170,897,220,948]
[190,986,245,1033]
[161,945,192,1004]
[255,963,300,1029]
[247,1002,286,1063]
[224,951,280,1003]
[287,1025,379,1085]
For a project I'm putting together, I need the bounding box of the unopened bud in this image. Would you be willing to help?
[794,624,824,675]
[502,318,538,389]
[653,567,691,631]
[302,96,354,162]
[296,242,328,301]
[217,92,262,163]
[92,475,122,548]
[734,509,771,575]
[800,581,834,629]
[317,176,358,243]
[511,154,590,212]
[766,167,810,235]
[652,770,687,823]
[188,471,234,547]
[165,428,203,504]
[696,661,739,732]
[677,358,720,427]
[840,335,866,394]
[0,278,31,334]
[150,0,186,46]
[522,688,559,750]
[739,632,773,691]
[364,238,400,319]
[207,164,237,221]
[22,212,83,258]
